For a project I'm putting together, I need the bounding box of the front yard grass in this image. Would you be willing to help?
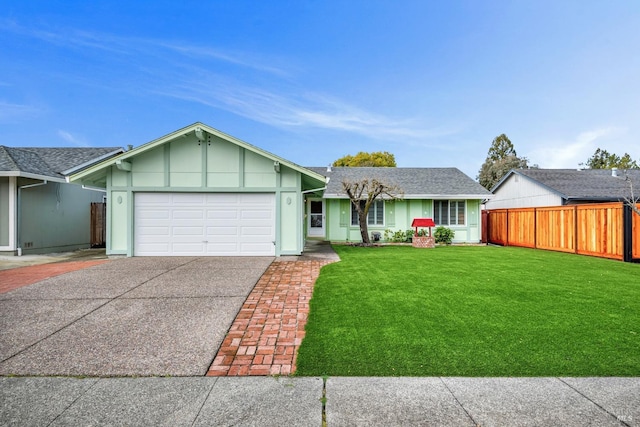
[295,245,640,376]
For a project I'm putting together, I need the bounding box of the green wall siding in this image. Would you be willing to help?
[325,198,483,243]
[279,191,299,254]
[109,190,129,253]
[207,136,240,187]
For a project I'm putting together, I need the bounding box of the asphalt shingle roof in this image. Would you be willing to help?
[510,168,640,201]
[0,146,122,179]
[305,166,492,198]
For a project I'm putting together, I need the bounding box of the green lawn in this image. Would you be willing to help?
[295,245,640,376]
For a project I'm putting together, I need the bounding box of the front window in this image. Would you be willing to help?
[351,200,384,226]
[434,200,465,225]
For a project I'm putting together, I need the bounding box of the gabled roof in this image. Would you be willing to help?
[493,168,640,201]
[69,122,327,187]
[0,146,123,182]
[306,166,492,199]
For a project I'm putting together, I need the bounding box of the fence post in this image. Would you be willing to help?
[573,205,578,254]
[623,204,633,262]
[533,208,537,249]
[505,209,509,246]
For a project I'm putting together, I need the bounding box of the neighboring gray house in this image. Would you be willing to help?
[306,166,492,243]
[486,168,640,209]
[0,146,123,255]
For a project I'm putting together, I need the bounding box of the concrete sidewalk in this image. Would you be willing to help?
[1,376,637,426]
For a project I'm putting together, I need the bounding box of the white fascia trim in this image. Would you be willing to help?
[0,171,65,183]
[61,148,124,176]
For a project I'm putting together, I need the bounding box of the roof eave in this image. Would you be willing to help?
[61,148,124,176]
[0,171,66,183]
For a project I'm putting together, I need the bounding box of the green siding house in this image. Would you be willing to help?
[70,123,491,256]
[304,167,492,244]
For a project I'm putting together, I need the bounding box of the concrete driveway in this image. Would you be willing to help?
[0,256,273,377]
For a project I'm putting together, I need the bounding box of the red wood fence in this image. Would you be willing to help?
[90,202,106,248]
[483,202,640,262]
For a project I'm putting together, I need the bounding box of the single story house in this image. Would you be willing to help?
[486,168,640,209]
[1,146,123,255]
[305,166,492,244]
[69,123,492,257]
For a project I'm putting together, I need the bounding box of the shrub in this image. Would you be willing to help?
[415,228,429,237]
[383,229,412,242]
[434,226,455,244]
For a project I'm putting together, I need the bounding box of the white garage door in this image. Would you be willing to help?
[134,193,275,256]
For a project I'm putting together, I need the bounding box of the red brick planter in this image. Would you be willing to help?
[412,236,435,248]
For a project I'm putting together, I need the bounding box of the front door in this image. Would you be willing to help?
[307,199,325,237]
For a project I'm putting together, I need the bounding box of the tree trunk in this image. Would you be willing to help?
[359,210,370,244]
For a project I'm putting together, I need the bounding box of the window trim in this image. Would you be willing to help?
[350,199,385,226]
[433,200,466,226]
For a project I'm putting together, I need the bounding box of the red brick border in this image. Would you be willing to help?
[207,259,334,376]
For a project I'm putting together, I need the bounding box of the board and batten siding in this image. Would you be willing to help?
[106,132,304,256]
[487,173,563,209]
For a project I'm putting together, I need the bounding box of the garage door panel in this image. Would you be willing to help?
[207,193,238,204]
[138,209,171,220]
[137,226,171,236]
[136,194,173,205]
[136,243,171,254]
[172,210,205,220]
[172,194,206,205]
[135,193,275,256]
[207,226,237,235]
[240,193,272,203]
[241,226,272,236]
[241,210,273,220]
[207,210,238,220]
[172,226,205,236]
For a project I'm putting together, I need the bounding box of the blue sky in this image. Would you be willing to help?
[1,1,639,178]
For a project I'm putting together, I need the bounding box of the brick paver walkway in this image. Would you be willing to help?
[0,260,109,294]
[207,259,334,376]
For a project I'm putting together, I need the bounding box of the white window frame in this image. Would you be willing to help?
[350,200,384,226]
[434,200,466,226]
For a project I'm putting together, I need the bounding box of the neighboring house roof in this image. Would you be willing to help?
[306,166,492,199]
[492,168,640,202]
[0,146,123,182]
[69,122,327,188]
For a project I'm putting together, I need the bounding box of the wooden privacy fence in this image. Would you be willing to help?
[483,202,640,262]
[90,202,106,248]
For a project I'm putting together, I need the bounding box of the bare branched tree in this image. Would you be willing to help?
[342,178,403,245]
[624,175,640,216]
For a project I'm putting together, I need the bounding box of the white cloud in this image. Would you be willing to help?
[57,130,88,147]
[0,101,41,121]
[1,21,453,143]
[527,127,627,168]
[157,75,452,142]
[0,20,288,76]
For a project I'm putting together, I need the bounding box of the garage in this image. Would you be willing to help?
[134,193,275,256]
